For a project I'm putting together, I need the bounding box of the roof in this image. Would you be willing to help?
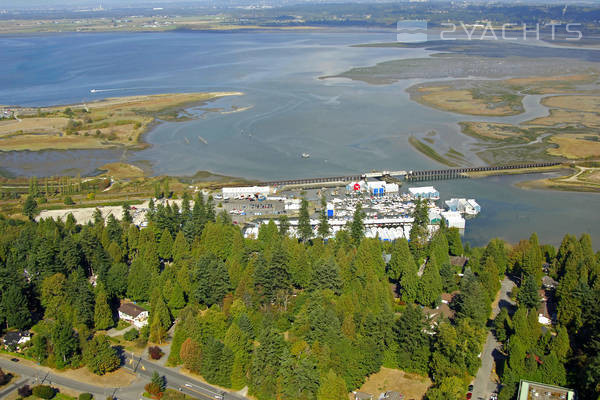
[542,275,558,288]
[409,186,438,194]
[118,302,147,318]
[380,391,404,400]
[354,392,373,400]
[3,331,30,345]
[517,380,575,400]
[450,256,468,267]
[441,292,455,303]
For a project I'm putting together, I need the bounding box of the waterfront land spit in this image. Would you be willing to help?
[0,92,242,151]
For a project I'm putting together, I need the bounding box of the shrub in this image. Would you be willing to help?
[79,393,94,400]
[18,384,32,397]
[124,328,139,341]
[64,196,75,205]
[148,346,164,360]
[145,382,162,398]
[32,384,55,399]
[0,368,8,385]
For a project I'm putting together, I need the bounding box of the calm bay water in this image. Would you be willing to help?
[0,30,598,247]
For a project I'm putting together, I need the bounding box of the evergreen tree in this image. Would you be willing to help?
[172,231,190,262]
[298,197,312,242]
[122,203,133,224]
[158,228,173,260]
[0,285,31,330]
[517,274,541,310]
[192,254,231,307]
[83,335,119,375]
[387,238,417,281]
[150,290,172,334]
[493,308,510,342]
[317,369,347,400]
[318,195,330,239]
[23,196,38,220]
[51,317,79,368]
[168,283,186,310]
[394,304,431,374]
[180,338,202,372]
[94,285,114,330]
[416,255,442,307]
[351,203,365,245]
[278,215,290,237]
[251,328,286,400]
[446,227,464,256]
[106,263,128,298]
[310,258,342,295]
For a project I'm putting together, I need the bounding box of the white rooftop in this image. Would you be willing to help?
[409,186,438,194]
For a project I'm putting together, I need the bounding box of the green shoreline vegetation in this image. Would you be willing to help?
[408,136,459,167]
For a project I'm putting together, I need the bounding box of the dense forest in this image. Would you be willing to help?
[0,192,598,399]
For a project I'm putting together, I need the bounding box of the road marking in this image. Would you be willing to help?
[182,385,218,400]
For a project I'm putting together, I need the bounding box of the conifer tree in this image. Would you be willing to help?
[298,197,312,242]
[172,231,190,262]
[158,228,173,260]
[318,195,330,239]
[387,238,417,281]
[351,203,365,245]
[278,215,290,237]
[94,284,114,330]
[317,370,347,400]
[447,227,464,256]
[517,274,541,310]
[0,285,31,330]
[416,254,442,307]
[122,203,133,224]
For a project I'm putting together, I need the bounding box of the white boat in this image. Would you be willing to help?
[90,89,98,93]
[301,153,310,159]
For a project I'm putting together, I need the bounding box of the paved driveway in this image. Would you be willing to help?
[471,277,516,400]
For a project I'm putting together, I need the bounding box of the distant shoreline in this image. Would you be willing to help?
[0,91,243,152]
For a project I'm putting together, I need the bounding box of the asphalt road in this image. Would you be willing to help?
[471,277,516,400]
[123,352,248,400]
[0,352,248,400]
[0,357,131,399]
[0,376,29,398]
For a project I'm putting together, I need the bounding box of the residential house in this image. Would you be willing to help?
[353,392,374,400]
[379,391,404,400]
[3,331,31,350]
[118,302,149,328]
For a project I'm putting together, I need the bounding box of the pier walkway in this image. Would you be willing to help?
[262,162,560,187]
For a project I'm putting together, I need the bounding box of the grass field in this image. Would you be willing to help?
[524,108,600,129]
[541,94,600,113]
[460,121,530,142]
[355,367,431,400]
[517,165,600,192]
[415,87,522,116]
[0,92,243,152]
[547,134,600,159]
